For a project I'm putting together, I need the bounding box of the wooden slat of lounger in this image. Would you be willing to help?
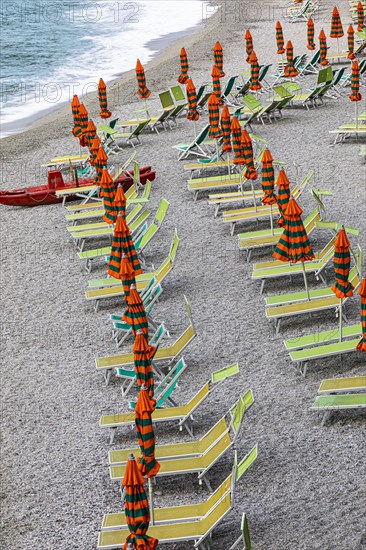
[310,393,366,410]
[289,338,361,363]
[318,376,366,394]
[284,324,362,351]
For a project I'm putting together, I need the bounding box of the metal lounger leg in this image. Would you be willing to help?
[104,368,112,386]
[109,427,117,445]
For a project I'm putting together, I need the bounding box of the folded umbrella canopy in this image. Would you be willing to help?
[330,6,344,38]
[307,18,316,50]
[349,60,362,127]
[284,40,299,78]
[71,94,81,137]
[100,169,117,224]
[208,93,223,140]
[135,385,160,476]
[85,119,96,149]
[122,454,158,550]
[107,212,142,278]
[245,29,253,63]
[110,182,127,224]
[132,332,156,394]
[136,59,151,99]
[211,65,223,104]
[331,228,354,341]
[78,103,89,147]
[241,129,257,181]
[231,116,245,165]
[123,285,149,340]
[98,78,112,119]
[185,78,199,122]
[177,47,189,84]
[94,146,108,183]
[356,277,366,352]
[220,105,232,153]
[261,149,277,234]
[319,29,329,65]
[357,1,365,31]
[272,197,315,300]
[249,51,262,91]
[120,253,136,297]
[214,41,225,77]
[276,21,285,55]
[347,25,356,60]
[90,135,101,167]
[276,169,291,227]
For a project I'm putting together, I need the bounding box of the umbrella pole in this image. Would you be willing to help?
[148,478,155,525]
[355,101,358,130]
[216,140,219,162]
[193,121,197,137]
[269,203,274,235]
[339,298,343,342]
[250,179,257,211]
[302,262,310,300]
[227,152,231,175]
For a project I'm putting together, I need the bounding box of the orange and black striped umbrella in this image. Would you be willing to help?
[78,103,89,147]
[241,130,257,180]
[177,47,189,84]
[90,135,101,166]
[71,94,80,137]
[307,18,316,50]
[94,146,108,183]
[261,149,276,205]
[276,21,285,55]
[119,253,136,297]
[330,6,344,38]
[122,454,158,550]
[347,25,356,59]
[231,116,245,165]
[273,198,314,263]
[284,41,299,77]
[123,286,149,341]
[245,30,253,63]
[357,1,365,31]
[249,51,262,91]
[186,78,199,121]
[211,65,223,104]
[214,41,225,77]
[220,105,232,153]
[100,169,117,224]
[349,60,362,101]
[107,212,142,279]
[85,119,96,149]
[331,228,354,299]
[112,182,127,219]
[356,277,366,352]
[208,93,223,139]
[98,78,112,119]
[135,385,160,477]
[132,332,156,395]
[135,59,151,99]
[276,169,291,227]
[319,29,329,65]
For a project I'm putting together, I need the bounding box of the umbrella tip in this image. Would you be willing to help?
[140,383,147,390]
[128,453,135,460]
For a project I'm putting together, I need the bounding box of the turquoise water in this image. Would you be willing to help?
[0,0,211,136]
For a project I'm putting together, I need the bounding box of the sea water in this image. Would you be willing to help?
[0,0,216,137]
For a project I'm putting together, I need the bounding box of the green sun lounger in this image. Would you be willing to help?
[106,119,151,149]
[99,363,241,443]
[330,125,366,145]
[318,375,366,394]
[172,124,211,160]
[229,512,252,550]
[310,393,366,426]
[284,323,362,351]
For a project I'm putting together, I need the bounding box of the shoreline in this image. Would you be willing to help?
[0,8,216,143]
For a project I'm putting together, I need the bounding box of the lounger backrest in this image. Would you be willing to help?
[140,276,157,301]
[195,124,210,145]
[159,90,175,110]
[229,390,254,442]
[155,198,170,224]
[223,75,238,96]
[170,84,186,102]
[169,228,180,263]
[242,513,252,550]
[132,119,150,136]
[236,444,258,482]
[200,417,230,453]
[203,474,232,515]
[242,93,262,111]
[155,358,188,406]
[199,493,232,537]
[211,362,239,384]
[299,170,313,189]
[182,382,210,415]
[196,84,206,103]
[200,432,232,467]
[149,323,166,348]
[332,66,346,87]
[259,64,271,81]
[317,67,330,86]
[170,323,195,357]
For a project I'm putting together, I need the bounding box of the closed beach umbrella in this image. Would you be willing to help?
[90,136,101,167]
[241,130,257,181]
[135,385,160,476]
[261,149,277,234]
[122,454,158,550]
[245,30,253,63]
[211,65,223,104]
[208,93,222,139]
[94,146,108,183]
[78,103,89,147]
[330,6,344,38]
[98,78,112,119]
[348,25,356,59]
[357,1,365,31]
[220,105,232,153]
[120,254,136,297]
[177,47,189,84]
[214,41,225,77]
[272,197,315,300]
[135,59,151,99]
[231,116,245,165]
[307,18,316,50]
[112,183,127,220]
[71,94,80,137]
[123,285,149,340]
[185,78,199,122]
[276,169,291,227]
[107,212,142,278]
[319,29,329,66]
[349,60,362,126]
[276,21,285,55]
[85,119,96,149]
[331,228,354,341]
[132,332,156,395]
[100,169,116,224]
[284,40,299,77]
[356,277,366,352]
[249,51,262,91]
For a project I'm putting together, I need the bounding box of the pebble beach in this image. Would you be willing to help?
[1,1,366,549]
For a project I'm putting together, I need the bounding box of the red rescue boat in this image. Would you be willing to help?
[0,167,155,207]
